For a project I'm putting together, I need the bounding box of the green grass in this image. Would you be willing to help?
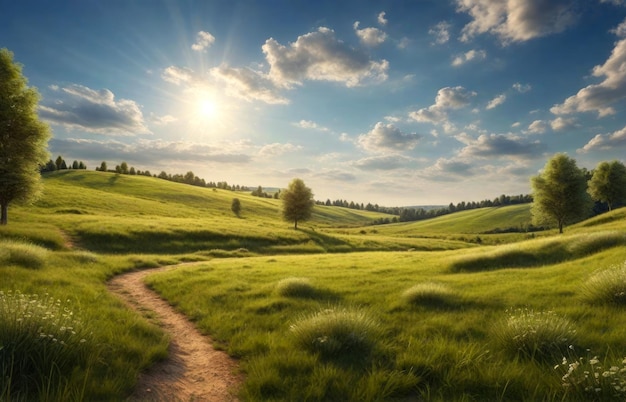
[3,170,626,400]
[581,260,626,305]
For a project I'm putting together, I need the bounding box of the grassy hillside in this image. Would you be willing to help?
[2,170,626,401]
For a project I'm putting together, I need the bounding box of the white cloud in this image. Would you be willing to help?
[151,114,178,126]
[452,49,486,66]
[420,157,477,181]
[578,126,626,153]
[294,120,329,131]
[456,0,577,44]
[353,154,412,170]
[550,116,576,131]
[512,82,532,93]
[191,31,215,52]
[162,66,194,85]
[377,11,388,26]
[210,65,288,105]
[429,21,451,45]
[262,27,389,88]
[511,122,521,128]
[258,143,303,156]
[527,119,548,134]
[486,93,506,110]
[39,84,149,136]
[357,122,421,152]
[551,36,626,117]
[409,86,477,131]
[353,21,388,46]
[459,133,545,159]
[612,20,626,37]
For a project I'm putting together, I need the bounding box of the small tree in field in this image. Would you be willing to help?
[231,198,241,217]
[588,160,626,211]
[281,178,314,229]
[531,154,590,233]
[0,48,51,225]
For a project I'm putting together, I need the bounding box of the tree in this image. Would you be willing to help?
[55,155,65,170]
[231,198,241,217]
[120,161,129,174]
[281,178,314,229]
[531,154,590,234]
[0,49,51,225]
[99,161,107,172]
[587,160,626,211]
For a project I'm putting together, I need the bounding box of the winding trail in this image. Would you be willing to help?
[108,265,242,402]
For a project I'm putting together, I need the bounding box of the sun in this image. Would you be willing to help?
[196,96,218,121]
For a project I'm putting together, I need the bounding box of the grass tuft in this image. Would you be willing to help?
[275,277,316,298]
[492,308,577,360]
[402,282,460,308]
[290,306,382,361]
[581,260,626,305]
[0,290,99,400]
[0,240,48,269]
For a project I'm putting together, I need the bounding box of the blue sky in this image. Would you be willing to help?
[4,0,626,206]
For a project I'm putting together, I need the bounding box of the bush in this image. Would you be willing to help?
[275,277,316,298]
[402,282,459,308]
[581,261,626,305]
[0,290,98,400]
[492,308,577,360]
[0,240,48,269]
[290,306,382,360]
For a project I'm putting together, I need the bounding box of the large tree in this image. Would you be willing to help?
[587,160,626,211]
[281,178,314,229]
[531,154,590,233]
[0,49,50,225]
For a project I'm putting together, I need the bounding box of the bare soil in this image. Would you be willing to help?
[108,265,243,401]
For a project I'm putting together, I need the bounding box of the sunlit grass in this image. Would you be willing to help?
[401,282,461,308]
[0,239,49,269]
[581,260,626,305]
[275,277,317,298]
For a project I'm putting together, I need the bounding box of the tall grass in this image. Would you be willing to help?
[0,290,98,401]
[275,277,317,298]
[0,239,48,269]
[401,282,460,308]
[581,260,626,305]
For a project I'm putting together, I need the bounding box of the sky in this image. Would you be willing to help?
[3,0,626,206]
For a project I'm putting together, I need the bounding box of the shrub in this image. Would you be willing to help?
[275,277,316,298]
[581,261,626,305]
[290,306,382,360]
[0,240,48,269]
[402,282,459,308]
[492,308,577,360]
[556,351,626,400]
[0,290,98,400]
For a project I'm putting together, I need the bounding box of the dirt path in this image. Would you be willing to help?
[108,265,242,402]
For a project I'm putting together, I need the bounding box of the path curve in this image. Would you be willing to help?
[108,265,242,401]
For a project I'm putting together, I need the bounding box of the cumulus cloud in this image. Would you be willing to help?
[512,82,532,93]
[550,116,576,131]
[258,142,303,156]
[357,122,421,152]
[486,93,506,110]
[551,35,626,117]
[353,21,388,46]
[293,120,329,131]
[420,157,477,181]
[262,27,389,88]
[39,84,149,135]
[578,126,626,153]
[452,49,486,66]
[409,86,477,131]
[459,133,544,158]
[377,11,388,26]
[151,114,178,125]
[162,66,195,85]
[191,31,215,52]
[353,154,412,170]
[48,137,251,165]
[429,21,451,45]
[456,0,577,44]
[527,119,548,134]
[210,65,288,104]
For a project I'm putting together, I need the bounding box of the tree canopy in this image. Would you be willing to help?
[587,160,626,211]
[281,178,314,229]
[0,48,50,225]
[531,154,590,234]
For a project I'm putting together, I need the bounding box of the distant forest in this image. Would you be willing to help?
[41,156,535,224]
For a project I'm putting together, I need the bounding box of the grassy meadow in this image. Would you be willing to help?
[1,170,626,401]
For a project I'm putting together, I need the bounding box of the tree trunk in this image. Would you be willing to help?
[294,219,298,230]
[0,202,7,225]
[558,221,563,234]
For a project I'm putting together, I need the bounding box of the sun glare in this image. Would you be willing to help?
[196,96,218,121]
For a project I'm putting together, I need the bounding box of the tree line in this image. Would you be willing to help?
[40,155,87,172]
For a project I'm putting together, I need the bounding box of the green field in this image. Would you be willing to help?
[2,170,626,401]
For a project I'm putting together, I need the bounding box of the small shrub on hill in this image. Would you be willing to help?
[401,282,460,308]
[581,261,626,305]
[290,306,382,362]
[0,240,48,269]
[492,308,577,360]
[0,290,98,400]
[275,277,316,298]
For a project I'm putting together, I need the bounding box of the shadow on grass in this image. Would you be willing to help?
[300,228,355,253]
